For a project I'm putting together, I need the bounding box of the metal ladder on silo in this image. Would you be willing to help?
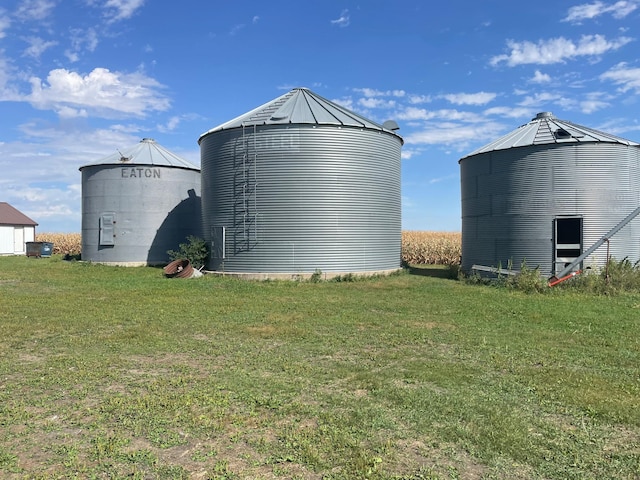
[238,123,258,251]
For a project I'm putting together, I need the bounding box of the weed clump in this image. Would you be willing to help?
[167,236,209,270]
[561,257,640,294]
[504,261,546,293]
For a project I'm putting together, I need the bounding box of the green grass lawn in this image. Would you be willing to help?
[0,256,639,479]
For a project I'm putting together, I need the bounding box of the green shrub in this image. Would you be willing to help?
[505,261,546,293]
[167,236,209,270]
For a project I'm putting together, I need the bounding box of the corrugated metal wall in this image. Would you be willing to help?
[81,164,202,265]
[461,143,640,275]
[200,124,402,273]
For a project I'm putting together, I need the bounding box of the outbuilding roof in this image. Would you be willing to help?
[80,138,199,170]
[0,202,38,226]
[199,87,402,141]
[462,112,639,159]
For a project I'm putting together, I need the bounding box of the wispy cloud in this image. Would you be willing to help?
[358,97,397,109]
[579,92,611,113]
[600,61,640,93]
[14,0,56,21]
[490,34,633,66]
[331,9,350,27]
[442,92,497,106]
[65,27,99,62]
[229,15,260,35]
[103,0,145,22]
[404,120,505,148]
[563,0,638,23]
[21,36,57,58]
[354,87,405,97]
[0,9,11,38]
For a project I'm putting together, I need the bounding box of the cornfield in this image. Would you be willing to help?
[34,231,462,265]
[35,233,82,256]
[402,231,461,265]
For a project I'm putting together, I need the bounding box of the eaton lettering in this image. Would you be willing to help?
[121,168,161,178]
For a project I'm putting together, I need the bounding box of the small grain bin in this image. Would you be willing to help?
[198,87,403,277]
[459,112,640,276]
[80,138,202,265]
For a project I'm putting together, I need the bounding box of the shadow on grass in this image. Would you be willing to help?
[408,264,457,280]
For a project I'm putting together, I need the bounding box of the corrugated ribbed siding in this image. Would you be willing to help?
[200,125,402,273]
[81,165,202,265]
[461,143,640,275]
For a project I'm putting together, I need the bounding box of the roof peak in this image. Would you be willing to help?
[199,88,403,141]
[533,111,554,120]
[462,113,639,159]
[80,138,199,170]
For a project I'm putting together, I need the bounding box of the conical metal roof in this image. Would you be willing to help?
[462,112,639,159]
[198,87,401,141]
[81,138,199,170]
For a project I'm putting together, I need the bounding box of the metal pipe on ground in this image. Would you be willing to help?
[163,259,202,278]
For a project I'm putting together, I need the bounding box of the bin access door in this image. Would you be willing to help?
[99,212,116,246]
[554,217,582,274]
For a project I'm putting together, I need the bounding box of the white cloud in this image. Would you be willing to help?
[442,92,497,106]
[332,96,354,110]
[600,62,640,93]
[354,87,385,97]
[331,9,350,27]
[531,70,551,83]
[0,9,10,38]
[408,94,432,104]
[483,106,534,118]
[103,0,145,22]
[396,106,431,121]
[0,55,20,101]
[516,91,563,107]
[490,34,633,66]
[563,1,638,22]
[65,27,99,62]
[157,115,181,132]
[358,97,396,109]
[14,0,56,21]
[401,148,419,160]
[229,23,246,35]
[354,87,405,98]
[22,36,58,58]
[26,67,170,118]
[404,121,505,148]
[580,98,610,113]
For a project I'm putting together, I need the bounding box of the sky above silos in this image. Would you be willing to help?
[1,0,639,233]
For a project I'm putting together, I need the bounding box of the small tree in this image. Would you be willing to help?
[167,236,209,270]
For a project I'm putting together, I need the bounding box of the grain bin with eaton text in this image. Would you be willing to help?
[80,138,202,266]
[459,112,640,277]
[198,88,403,278]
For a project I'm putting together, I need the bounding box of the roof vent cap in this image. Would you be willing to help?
[534,112,554,120]
[382,120,400,131]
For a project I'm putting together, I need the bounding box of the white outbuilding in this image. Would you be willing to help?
[0,202,38,255]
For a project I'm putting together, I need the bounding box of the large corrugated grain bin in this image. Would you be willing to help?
[80,138,202,266]
[459,112,640,276]
[198,88,403,277]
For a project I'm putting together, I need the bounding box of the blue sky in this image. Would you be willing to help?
[1,0,640,233]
